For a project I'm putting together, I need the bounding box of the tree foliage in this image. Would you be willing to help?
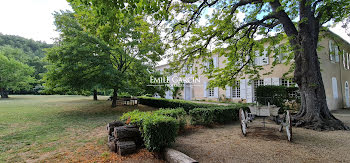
[66,2,166,106]
[0,33,52,81]
[72,0,350,129]
[0,50,35,97]
[43,11,111,95]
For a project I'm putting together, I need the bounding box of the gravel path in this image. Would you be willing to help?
[174,109,350,163]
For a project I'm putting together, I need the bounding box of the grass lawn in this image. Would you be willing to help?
[0,95,158,162]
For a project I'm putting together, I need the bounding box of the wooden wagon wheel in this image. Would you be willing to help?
[285,111,292,141]
[239,109,247,136]
[244,111,249,128]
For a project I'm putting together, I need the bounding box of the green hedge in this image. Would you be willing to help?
[154,108,186,130]
[138,96,218,112]
[256,85,299,107]
[120,110,178,152]
[189,105,248,125]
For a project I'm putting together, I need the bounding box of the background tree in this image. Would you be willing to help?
[0,33,52,94]
[44,11,111,100]
[73,0,350,130]
[67,1,165,107]
[0,51,35,98]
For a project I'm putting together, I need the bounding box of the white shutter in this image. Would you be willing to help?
[343,50,346,69]
[335,46,339,62]
[225,85,231,98]
[213,57,218,68]
[332,77,338,99]
[347,53,350,70]
[246,79,253,103]
[264,78,272,85]
[203,82,207,97]
[329,40,334,61]
[214,87,219,98]
[272,77,280,86]
[240,79,246,99]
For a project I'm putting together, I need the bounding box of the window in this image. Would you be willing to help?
[329,40,340,63]
[280,78,289,86]
[254,79,264,88]
[280,78,295,87]
[232,81,240,98]
[208,88,215,97]
[253,79,264,101]
[329,40,334,61]
[205,59,214,71]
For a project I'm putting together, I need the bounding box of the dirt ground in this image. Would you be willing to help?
[173,109,350,163]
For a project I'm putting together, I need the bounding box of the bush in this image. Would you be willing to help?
[138,96,221,112]
[154,108,186,130]
[154,107,186,118]
[189,105,248,125]
[142,115,178,151]
[256,85,300,107]
[120,110,178,152]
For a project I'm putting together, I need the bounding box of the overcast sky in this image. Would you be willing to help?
[0,0,349,44]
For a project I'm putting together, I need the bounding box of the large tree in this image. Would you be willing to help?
[0,51,35,98]
[44,11,111,100]
[73,0,350,130]
[67,1,165,107]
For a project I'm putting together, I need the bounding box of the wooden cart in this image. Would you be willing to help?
[239,103,292,141]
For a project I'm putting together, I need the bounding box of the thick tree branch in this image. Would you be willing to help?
[269,0,298,38]
[222,14,277,41]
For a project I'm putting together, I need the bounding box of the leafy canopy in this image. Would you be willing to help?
[68,0,350,88]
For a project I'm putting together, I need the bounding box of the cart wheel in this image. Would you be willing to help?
[285,111,292,141]
[239,109,247,136]
[244,111,249,128]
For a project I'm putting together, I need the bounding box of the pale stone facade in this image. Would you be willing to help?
[156,32,350,110]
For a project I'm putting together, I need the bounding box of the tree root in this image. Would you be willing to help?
[292,115,349,131]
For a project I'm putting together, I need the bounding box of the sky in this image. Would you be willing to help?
[0,0,349,45]
[0,0,72,44]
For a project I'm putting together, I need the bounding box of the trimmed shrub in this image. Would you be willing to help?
[189,105,247,125]
[256,85,300,107]
[120,110,178,152]
[138,96,218,112]
[154,108,186,130]
[154,107,186,118]
[142,115,178,151]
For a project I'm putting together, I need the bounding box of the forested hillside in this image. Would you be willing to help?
[0,33,52,95]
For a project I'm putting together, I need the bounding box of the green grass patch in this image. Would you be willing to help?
[0,95,155,162]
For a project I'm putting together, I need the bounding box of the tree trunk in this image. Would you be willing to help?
[0,88,8,98]
[291,7,349,130]
[112,88,118,107]
[93,89,98,100]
